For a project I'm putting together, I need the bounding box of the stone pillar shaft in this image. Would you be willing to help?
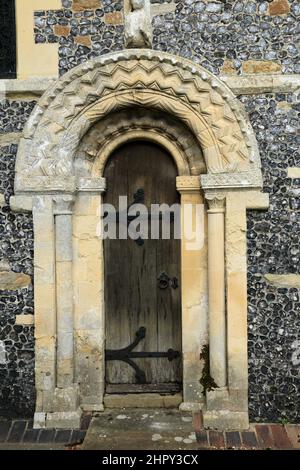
[207,195,226,388]
[176,176,207,410]
[54,197,75,388]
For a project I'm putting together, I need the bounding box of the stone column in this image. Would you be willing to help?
[176,176,208,411]
[32,196,56,428]
[53,196,75,388]
[206,193,226,388]
[73,177,106,412]
[39,195,82,429]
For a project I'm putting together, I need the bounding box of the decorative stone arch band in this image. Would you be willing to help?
[11,50,269,431]
[15,49,262,192]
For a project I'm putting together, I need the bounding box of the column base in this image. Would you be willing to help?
[81,403,104,412]
[179,402,202,412]
[203,409,249,431]
[34,408,82,429]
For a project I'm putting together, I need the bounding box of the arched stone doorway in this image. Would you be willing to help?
[11,50,268,430]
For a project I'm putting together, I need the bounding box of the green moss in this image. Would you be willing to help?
[200,344,218,395]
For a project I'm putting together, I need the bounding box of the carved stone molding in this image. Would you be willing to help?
[201,168,263,190]
[76,177,106,193]
[76,109,205,177]
[176,176,201,193]
[15,50,263,195]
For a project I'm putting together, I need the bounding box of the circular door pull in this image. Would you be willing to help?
[157,272,170,289]
[157,272,179,290]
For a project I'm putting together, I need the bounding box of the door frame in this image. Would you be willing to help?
[96,131,207,412]
[12,50,268,430]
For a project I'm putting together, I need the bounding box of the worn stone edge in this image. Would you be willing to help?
[0,74,299,98]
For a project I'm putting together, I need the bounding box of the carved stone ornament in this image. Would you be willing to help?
[205,193,226,211]
[15,50,263,196]
[125,0,152,49]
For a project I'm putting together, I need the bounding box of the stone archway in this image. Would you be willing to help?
[11,50,268,430]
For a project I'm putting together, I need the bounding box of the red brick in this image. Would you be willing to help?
[285,425,300,449]
[225,431,241,449]
[209,430,225,449]
[255,425,275,449]
[193,411,203,432]
[241,431,259,449]
[270,424,293,449]
[196,430,208,448]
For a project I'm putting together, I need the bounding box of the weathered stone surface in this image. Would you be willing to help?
[221,75,300,95]
[83,409,198,450]
[72,0,102,11]
[125,0,152,48]
[74,36,92,47]
[220,60,237,75]
[33,412,46,429]
[0,270,31,290]
[203,410,249,431]
[45,409,82,429]
[104,393,182,409]
[0,133,22,146]
[53,25,71,37]
[9,195,33,213]
[14,50,261,187]
[242,61,282,74]
[15,314,34,325]
[104,12,123,25]
[0,78,55,96]
[269,0,290,16]
[287,168,300,179]
[264,274,300,289]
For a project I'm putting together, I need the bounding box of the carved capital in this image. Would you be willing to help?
[53,196,75,215]
[205,192,226,212]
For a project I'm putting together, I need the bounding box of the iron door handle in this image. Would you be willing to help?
[157,272,179,290]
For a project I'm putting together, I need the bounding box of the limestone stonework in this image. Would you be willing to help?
[8,49,267,430]
[0,0,299,429]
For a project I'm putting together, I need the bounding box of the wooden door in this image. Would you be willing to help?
[104,141,182,393]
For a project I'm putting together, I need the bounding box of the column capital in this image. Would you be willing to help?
[53,195,75,215]
[176,176,201,193]
[205,191,226,212]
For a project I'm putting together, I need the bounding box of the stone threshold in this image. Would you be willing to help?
[104,392,182,408]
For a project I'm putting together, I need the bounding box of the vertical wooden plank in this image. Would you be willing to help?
[104,141,182,389]
[155,146,182,384]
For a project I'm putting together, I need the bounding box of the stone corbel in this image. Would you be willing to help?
[124,0,152,48]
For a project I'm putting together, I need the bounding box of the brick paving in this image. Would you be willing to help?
[193,412,300,450]
[0,411,299,449]
[0,414,89,447]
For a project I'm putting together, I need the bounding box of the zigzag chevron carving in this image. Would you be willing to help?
[16,50,262,191]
